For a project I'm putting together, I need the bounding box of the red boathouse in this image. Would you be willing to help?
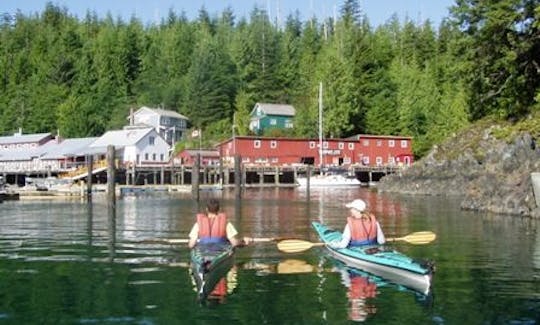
[215,135,413,167]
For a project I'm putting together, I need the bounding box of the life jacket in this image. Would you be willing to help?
[197,213,227,244]
[348,215,377,246]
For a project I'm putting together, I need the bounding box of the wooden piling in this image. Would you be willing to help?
[234,155,242,199]
[86,155,93,198]
[107,146,116,209]
[192,153,200,201]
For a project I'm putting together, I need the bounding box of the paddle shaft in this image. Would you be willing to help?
[141,237,276,245]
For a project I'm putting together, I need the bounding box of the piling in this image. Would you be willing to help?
[192,153,200,201]
[235,155,242,199]
[106,145,116,262]
[86,155,93,198]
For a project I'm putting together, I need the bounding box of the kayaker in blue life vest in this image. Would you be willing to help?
[188,198,251,248]
[329,199,386,248]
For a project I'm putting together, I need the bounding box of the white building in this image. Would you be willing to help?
[130,106,189,145]
[90,127,170,167]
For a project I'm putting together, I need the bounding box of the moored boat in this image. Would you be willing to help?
[297,173,361,187]
[190,244,235,302]
[312,221,433,295]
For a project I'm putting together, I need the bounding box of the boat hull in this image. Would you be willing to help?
[312,222,433,295]
[297,175,361,187]
[190,244,234,301]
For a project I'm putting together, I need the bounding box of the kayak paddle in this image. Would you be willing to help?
[277,231,437,253]
[386,231,437,245]
[277,239,324,253]
[139,237,277,245]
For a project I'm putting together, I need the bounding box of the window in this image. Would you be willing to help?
[270,119,277,125]
[309,141,316,149]
[323,141,329,149]
[285,120,293,128]
[348,143,354,150]
[401,140,408,148]
[145,153,149,160]
[362,139,369,146]
[149,136,155,145]
[254,140,261,148]
[362,156,370,165]
[160,154,164,161]
[376,140,382,147]
[343,157,351,164]
[152,153,156,161]
[389,140,395,147]
[376,157,383,166]
[338,142,344,149]
[271,157,279,163]
[270,140,277,149]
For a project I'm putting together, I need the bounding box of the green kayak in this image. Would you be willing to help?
[190,244,234,302]
[312,221,434,295]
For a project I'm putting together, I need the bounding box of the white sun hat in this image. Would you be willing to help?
[345,199,366,212]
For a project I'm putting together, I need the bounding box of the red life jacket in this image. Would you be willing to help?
[348,215,377,246]
[197,213,227,244]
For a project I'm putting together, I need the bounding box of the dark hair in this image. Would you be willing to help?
[206,198,220,214]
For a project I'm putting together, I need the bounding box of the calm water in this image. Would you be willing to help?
[0,188,539,324]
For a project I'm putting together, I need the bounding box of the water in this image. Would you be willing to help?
[0,188,539,324]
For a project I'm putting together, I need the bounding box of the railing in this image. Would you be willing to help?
[59,159,108,179]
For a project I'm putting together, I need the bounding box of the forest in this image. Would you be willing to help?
[0,0,538,157]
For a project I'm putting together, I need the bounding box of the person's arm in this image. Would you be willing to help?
[329,224,351,249]
[226,222,244,247]
[188,223,199,249]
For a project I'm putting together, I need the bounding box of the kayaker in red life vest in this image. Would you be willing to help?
[329,199,386,249]
[188,198,251,248]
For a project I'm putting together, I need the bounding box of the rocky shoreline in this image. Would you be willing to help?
[378,126,540,218]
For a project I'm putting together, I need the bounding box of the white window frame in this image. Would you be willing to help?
[362,139,369,146]
[338,142,344,149]
[388,140,395,147]
[270,140,277,149]
[254,140,261,148]
[401,140,408,148]
[348,143,354,150]
[309,141,316,149]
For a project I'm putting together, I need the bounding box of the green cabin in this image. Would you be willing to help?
[249,103,295,135]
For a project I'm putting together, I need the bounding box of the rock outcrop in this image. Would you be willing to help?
[378,126,540,218]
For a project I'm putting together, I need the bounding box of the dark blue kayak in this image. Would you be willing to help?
[312,221,433,295]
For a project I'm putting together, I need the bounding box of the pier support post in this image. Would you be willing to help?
[192,154,200,201]
[235,155,242,199]
[86,155,93,198]
[106,146,116,207]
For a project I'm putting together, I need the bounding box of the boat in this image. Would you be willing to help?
[190,243,235,302]
[312,221,433,295]
[297,171,361,187]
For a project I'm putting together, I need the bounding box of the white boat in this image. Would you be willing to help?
[297,173,361,187]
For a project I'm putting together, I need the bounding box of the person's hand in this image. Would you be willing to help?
[243,236,253,245]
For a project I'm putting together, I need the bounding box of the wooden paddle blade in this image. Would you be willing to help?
[277,239,325,253]
[388,231,436,245]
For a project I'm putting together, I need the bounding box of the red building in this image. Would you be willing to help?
[215,135,413,167]
[174,149,220,166]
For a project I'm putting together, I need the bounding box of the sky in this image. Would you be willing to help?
[1,0,455,27]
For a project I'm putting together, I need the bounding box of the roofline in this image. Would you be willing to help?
[214,134,413,147]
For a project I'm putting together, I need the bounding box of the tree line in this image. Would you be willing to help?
[0,0,538,157]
